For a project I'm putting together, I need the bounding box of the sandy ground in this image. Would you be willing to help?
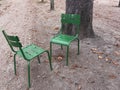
[0,0,120,90]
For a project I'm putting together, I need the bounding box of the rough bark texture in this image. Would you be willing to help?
[66,0,95,39]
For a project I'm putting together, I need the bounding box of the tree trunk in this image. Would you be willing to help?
[118,0,120,7]
[65,0,95,39]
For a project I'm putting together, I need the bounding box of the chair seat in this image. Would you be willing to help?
[17,44,46,60]
[51,34,76,45]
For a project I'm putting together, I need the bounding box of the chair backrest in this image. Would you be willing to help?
[2,30,22,52]
[61,14,80,36]
[2,30,28,59]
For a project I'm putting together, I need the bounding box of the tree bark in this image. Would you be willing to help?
[65,0,95,39]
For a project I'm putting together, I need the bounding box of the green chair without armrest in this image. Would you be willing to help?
[50,13,81,66]
[2,30,53,88]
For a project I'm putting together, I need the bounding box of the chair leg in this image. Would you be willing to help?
[50,42,52,60]
[14,54,17,75]
[37,56,40,64]
[61,45,63,50]
[27,61,31,88]
[46,51,53,71]
[77,38,80,55]
[66,46,69,66]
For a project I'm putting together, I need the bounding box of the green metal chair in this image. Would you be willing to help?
[50,13,80,66]
[2,30,53,88]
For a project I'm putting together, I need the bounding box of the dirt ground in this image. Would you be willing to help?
[0,0,120,90]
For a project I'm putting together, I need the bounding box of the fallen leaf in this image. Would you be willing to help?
[54,70,60,76]
[98,55,103,59]
[61,75,66,79]
[114,43,120,47]
[105,57,112,61]
[57,56,63,62]
[92,50,97,54]
[114,51,120,56]
[96,52,104,55]
[44,60,49,63]
[3,5,11,11]
[9,53,13,58]
[91,48,98,53]
[54,27,59,30]
[41,73,47,79]
[105,58,109,61]
[91,48,97,51]
[108,74,117,79]
[71,64,79,69]
[77,85,82,90]
[57,56,63,60]
[32,29,37,32]
[65,78,73,84]
[112,61,119,66]
[84,67,88,69]
[9,55,13,58]
[57,54,64,62]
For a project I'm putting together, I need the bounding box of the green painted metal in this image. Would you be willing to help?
[14,54,17,75]
[28,61,31,87]
[50,42,52,60]
[61,45,63,50]
[37,56,40,63]
[66,46,69,66]
[2,30,53,88]
[77,38,80,55]
[45,50,52,70]
[50,13,81,65]
[61,14,80,25]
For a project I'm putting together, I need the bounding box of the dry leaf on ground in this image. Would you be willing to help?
[44,60,49,63]
[95,51,104,54]
[71,64,79,69]
[105,57,112,61]
[98,55,103,59]
[57,54,64,62]
[91,48,98,53]
[54,70,61,76]
[114,43,120,47]
[77,85,82,90]
[114,51,120,56]
[31,29,37,32]
[54,27,59,30]
[112,61,119,66]
[108,74,117,79]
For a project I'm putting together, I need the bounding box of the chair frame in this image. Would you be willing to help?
[50,13,80,66]
[2,30,53,88]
